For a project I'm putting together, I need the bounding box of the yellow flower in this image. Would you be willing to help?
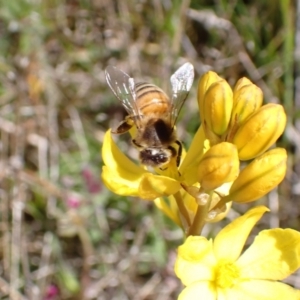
[175,206,300,300]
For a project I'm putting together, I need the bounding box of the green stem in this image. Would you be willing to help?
[280,0,294,121]
[173,191,192,228]
[210,194,230,212]
[187,192,213,236]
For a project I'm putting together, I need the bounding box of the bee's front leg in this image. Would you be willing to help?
[113,116,134,134]
[174,140,182,167]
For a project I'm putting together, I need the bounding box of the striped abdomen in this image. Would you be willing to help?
[135,82,171,116]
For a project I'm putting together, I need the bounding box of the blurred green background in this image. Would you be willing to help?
[0,0,298,299]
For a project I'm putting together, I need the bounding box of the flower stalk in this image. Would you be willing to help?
[173,191,192,229]
[187,192,213,236]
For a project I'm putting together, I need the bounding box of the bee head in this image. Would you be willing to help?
[139,148,172,168]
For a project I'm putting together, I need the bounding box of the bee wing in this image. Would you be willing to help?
[170,62,194,127]
[105,66,141,122]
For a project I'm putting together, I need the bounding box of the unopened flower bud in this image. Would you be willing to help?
[198,142,239,191]
[198,71,222,123]
[233,103,286,160]
[231,82,263,128]
[226,148,287,203]
[233,77,253,93]
[203,79,233,136]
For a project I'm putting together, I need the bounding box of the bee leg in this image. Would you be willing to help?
[132,139,142,149]
[112,116,134,134]
[159,147,176,171]
[161,143,182,175]
[175,140,182,167]
[158,142,182,171]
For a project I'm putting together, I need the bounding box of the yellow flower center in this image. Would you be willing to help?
[215,260,240,289]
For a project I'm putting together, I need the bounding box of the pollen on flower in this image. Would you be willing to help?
[215,260,240,289]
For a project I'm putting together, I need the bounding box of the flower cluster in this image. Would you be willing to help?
[102,71,287,235]
[195,72,287,212]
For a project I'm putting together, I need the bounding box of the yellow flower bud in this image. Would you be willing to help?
[198,142,239,191]
[233,77,253,93]
[227,82,263,142]
[226,148,287,203]
[203,79,233,136]
[231,83,263,128]
[197,71,222,123]
[232,104,286,160]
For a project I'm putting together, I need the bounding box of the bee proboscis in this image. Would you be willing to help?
[105,62,194,169]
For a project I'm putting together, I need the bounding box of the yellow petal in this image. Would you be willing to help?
[198,71,222,123]
[178,236,212,261]
[237,228,300,280]
[180,125,206,186]
[178,281,216,300]
[179,190,198,225]
[102,129,146,175]
[197,142,239,191]
[102,166,141,197]
[226,280,300,300]
[175,236,216,285]
[138,172,181,200]
[213,206,269,261]
[226,148,287,203]
[101,130,180,200]
[175,259,214,286]
[101,130,147,196]
[154,197,181,227]
[203,79,233,136]
[233,103,287,160]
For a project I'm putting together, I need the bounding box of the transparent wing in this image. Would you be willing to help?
[105,66,140,119]
[170,62,194,127]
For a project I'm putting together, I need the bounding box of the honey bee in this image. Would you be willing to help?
[105,62,194,168]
